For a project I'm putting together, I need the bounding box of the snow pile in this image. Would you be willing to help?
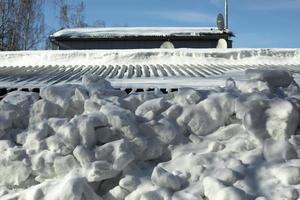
[1,69,300,199]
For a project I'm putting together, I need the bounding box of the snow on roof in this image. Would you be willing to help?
[0,48,299,67]
[51,27,231,39]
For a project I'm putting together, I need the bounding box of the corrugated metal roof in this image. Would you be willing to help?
[0,49,299,90]
[0,63,300,89]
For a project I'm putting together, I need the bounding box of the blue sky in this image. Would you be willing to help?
[45,0,300,48]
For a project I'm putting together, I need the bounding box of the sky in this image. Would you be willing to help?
[45,0,300,48]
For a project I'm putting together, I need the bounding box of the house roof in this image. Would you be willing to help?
[50,27,233,40]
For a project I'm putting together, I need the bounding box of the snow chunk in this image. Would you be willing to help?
[94,139,134,171]
[47,173,102,200]
[0,92,39,131]
[263,139,297,162]
[215,187,247,200]
[271,166,300,185]
[105,185,129,200]
[135,97,169,119]
[82,74,114,92]
[133,137,164,161]
[87,161,119,182]
[82,75,125,98]
[246,69,293,87]
[40,84,87,115]
[238,80,270,93]
[139,118,179,144]
[0,140,13,152]
[0,159,31,186]
[266,100,299,139]
[151,166,182,191]
[119,175,140,192]
[203,177,225,200]
[30,100,63,124]
[242,99,269,140]
[213,168,239,185]
[70,113,108,148]
[173,182,204,200]
[73,146,94,168]
[177,93,234,136]
[2,172,102,199]
[30,150,56,181]
[87,139,134,182]
[54,155,80,176]
[101,104,138,139]
[174,88,203,105]
[162,104,183,120]
[55,121,80,149]
[2,91,39,108]
[236,95,299,140]
[45,135,73,155]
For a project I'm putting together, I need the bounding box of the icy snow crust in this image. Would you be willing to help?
[1,69,300,199]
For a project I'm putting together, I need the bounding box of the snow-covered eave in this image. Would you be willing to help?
[50,27,234,40]
[50,34,233,41]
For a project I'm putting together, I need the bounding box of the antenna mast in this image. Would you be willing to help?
[225,0,229,29]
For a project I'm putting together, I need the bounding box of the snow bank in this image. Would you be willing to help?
[1,69,300,199]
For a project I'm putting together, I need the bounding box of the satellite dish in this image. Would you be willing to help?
[160,41,175,49]
[217,13,225,30]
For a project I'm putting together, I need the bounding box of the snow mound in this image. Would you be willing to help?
[1,69,300,200]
